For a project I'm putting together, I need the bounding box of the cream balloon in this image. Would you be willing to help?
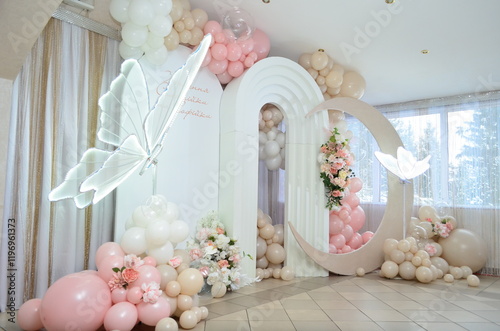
[256,236,267,259]
[311,50,329,71]
[381,261,399,279]
[166,281,181,297]
[389,249,405,264]
[280,266,295,280]
[399,261,416,280]
[211,282,227,298]
[177,268,204,296]
[259,223,275,240]
[266,243,286,265]
[298,53,312,69]
[155,317,179,330]
[339,71,365,99]
[177,294,193,311]
[430,256,449,274]
[443,273,454,283]
[157,265,178,288]
[467,274,480,287]
[383,238,398,255]
[439,228,487,272]
[415,266,433,283]
[179,310,198,329]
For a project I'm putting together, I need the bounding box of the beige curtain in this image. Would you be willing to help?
[0,18,120,310]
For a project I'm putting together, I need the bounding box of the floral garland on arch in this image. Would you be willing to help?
[188,212,256,292]
[318,128,355,210]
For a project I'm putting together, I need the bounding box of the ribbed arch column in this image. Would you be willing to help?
[219,57,329,277]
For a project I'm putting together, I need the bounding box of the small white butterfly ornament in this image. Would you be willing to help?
[49,34,212,208]
[374,146,431,182]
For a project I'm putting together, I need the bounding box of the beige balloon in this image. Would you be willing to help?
[157,265,178,289]
[381,261,399,278]
[325,70,343,88]
[256,255,269,269]
[265,243,286,264]
[389,249,405,264]
[298,53,312,69]
[311,50,329,71]
[200,306,209,319]
[259,223,275,240]
[163,295,177,316]
[174,249,191,264]
[155,317,179,331]
[177,268,204,296]
[211,281,227,298]
[256,236,267,259]
[398,261,416,280]
[438,228,487,272]
[383,238,398,255]
[415,266,433,283]
[280,266,295,280]
[165,30,180,50]
[179,310,198,329]
[166,280,181,297]
[191,8,208,28]
[177,294,193,311]
[339,71,366,99]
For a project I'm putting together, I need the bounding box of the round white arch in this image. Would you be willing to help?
[218,57,330,277]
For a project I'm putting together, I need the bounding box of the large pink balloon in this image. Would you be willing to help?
[211,43,228,61]
[132,265,161,288]
[137,296,171,326]
[238,37,254,55]
[208,59,228,75]
[252,29,270,60]
[329,218,344,235]
[103,301,138,331]
[97,255,124,283]
[40,272,112,331]
[349,177,363,193]
[18,298,43,330]
[203,20,222,35]
[341,224,354,242]
[226,42,243,61]
[95,242,125,269]
[347,232,363,250]
[329,234,346,250]
[343,192,360,208]
[227,60,244,78]
[350,206,366,232]
[361,231,374,244]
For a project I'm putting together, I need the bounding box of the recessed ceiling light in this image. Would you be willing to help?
[262,0,270,3]
[421,49,429,54]
[385,0,395,3]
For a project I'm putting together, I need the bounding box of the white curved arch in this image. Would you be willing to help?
[219,57,329,277]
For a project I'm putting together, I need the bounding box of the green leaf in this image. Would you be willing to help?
[112,267,120,273]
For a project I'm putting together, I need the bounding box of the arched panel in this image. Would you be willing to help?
[219,57,329,277]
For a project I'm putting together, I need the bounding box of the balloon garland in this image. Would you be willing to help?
[258,104,286,171]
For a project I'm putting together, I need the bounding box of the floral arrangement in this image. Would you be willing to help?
[188,212,255,291]
[108,254,162,304]
[426,217,454,238]
[318,128,355,210]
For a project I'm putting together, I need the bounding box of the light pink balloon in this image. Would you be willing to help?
[347,232,363,250]
[18,298,43,330]
[329,217,344,235]
[97,255,124,283]
[338,209,350,221]
[244,56,255,68]
[341,245,353,253]
[227,60,244,77]
[103,301,138,331]
[95,242,125,269]
[40,272,112,331]
[217,71,233,84]
[349,177,363,193]
[132,265,161,288]
[343,192,360,208]
[143,256,157,267]
[350,206,366,232]
[201,50,212,67]
[203,20,222,35]
[214,31,227,44]
[137,296,171,326]
[238,37,254,55]
[126,286,143,304]
[226,42,243,61]
[211,43,227,61]
[362,231,374,244]
[329,234,346,249]
[341,225,354,242]
[252,29,270,60]
[111,288,128,304]
[208,59,228,75]
[328,244,338,254]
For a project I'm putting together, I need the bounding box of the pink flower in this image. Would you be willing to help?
[230,254,241,263]
[196,228,211,242]
[123,254,144,270]
[424,243,437,256]
[425,218,432,222]
[108,272,125,291]
[168,256,182,268]
[446,221,454,230]
[122,268,140,284]
[189,248,203,261]
[141,282,162,304]
[331,190,343,197]
[216,227,225,235]
[199,266,209,278]
[218,260,229,269]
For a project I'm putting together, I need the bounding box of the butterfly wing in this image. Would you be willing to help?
[143,34,212,155]
[374,150,405,180]
[98,59,150,148]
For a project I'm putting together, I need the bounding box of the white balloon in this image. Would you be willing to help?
[146,220,171,246]
[275,132,285,148]
[265,154,282,171]
[121,22,148,47]
[118,41,143,60]
[125,217,135,230]
[258,131,268,144]
[150,0,173,16]
[145,45,168,66]
[259,145,267,160]
[109,0,130,23]
[164,202,180,223]
[147,32,165,49]
[148,15,173,37]
[264,140,280,158]
[128,0,155,26]
[148,241,174,264]
[133,205,158,228]
[169,220,190,243]
[121,227,148,255]
[266,130,277,141]
[146,195,168,216]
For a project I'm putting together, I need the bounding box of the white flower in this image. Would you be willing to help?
[215,234,230,248]
[207,271,221,285]
[203,245,217,257]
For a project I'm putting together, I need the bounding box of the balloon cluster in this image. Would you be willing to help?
[110,0,174,65]
[298,49,366,100]
[378,205,485,287]
[165,0,209,50]
[328,177,374,254]
[258,104,286,171]
[255,209,295,281]
[201,7,270,84]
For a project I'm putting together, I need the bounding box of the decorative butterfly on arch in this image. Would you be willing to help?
[49,34,212,209]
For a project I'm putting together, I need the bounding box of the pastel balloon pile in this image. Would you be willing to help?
[164,0,209,50]
[110,0,174,65]
[258,104,286,171]
[298,49,366,100]
[328,177,374,254]
[378,205,486,287]
[255,209,295,281]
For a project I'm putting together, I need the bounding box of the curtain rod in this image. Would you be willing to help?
[51,7,121,41]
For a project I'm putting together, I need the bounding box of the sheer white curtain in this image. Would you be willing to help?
[0,18,121,310]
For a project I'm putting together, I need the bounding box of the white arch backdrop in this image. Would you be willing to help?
[218,57,330,278]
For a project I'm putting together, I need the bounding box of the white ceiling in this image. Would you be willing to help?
[190,0,500,105]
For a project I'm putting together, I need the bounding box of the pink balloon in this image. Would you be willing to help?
[329,234,346,249]
[95,242,125,269]
[343,192,360,208]
[226,42,243,61]
[103,301,138,331]
[328,244,338,254]
[40,272,112,331]
[343,216,352,225]
[362,231,374,244]
[132,265,161,289]
[217,71,233,84]
[243,56,255,68]
[349,177,363,193]
[341,224,354,242]
[227,60,244,78]
[338,209,350,221]
[201,50,212,67]
[214,31,227,44]
[111,288,128,304]
[203,20,222,35]
[143,256,157,267]
[211,43,227,61]
[329,217,344,235]
[18,298,43,330]
[347,232,363,250]
[350,206,366,232]
[247,51,258,61]
[238,37,254,55]
[252,29,270,60]
[208,59,228,75]
[126,286,143,304]
[97,255,124,283]
[341,245,353,253]
[137,296,171,326]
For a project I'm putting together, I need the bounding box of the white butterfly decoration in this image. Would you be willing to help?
[49,34,212,209]
[374,146,431,181]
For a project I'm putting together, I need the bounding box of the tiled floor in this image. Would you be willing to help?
[2,272,500,330]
